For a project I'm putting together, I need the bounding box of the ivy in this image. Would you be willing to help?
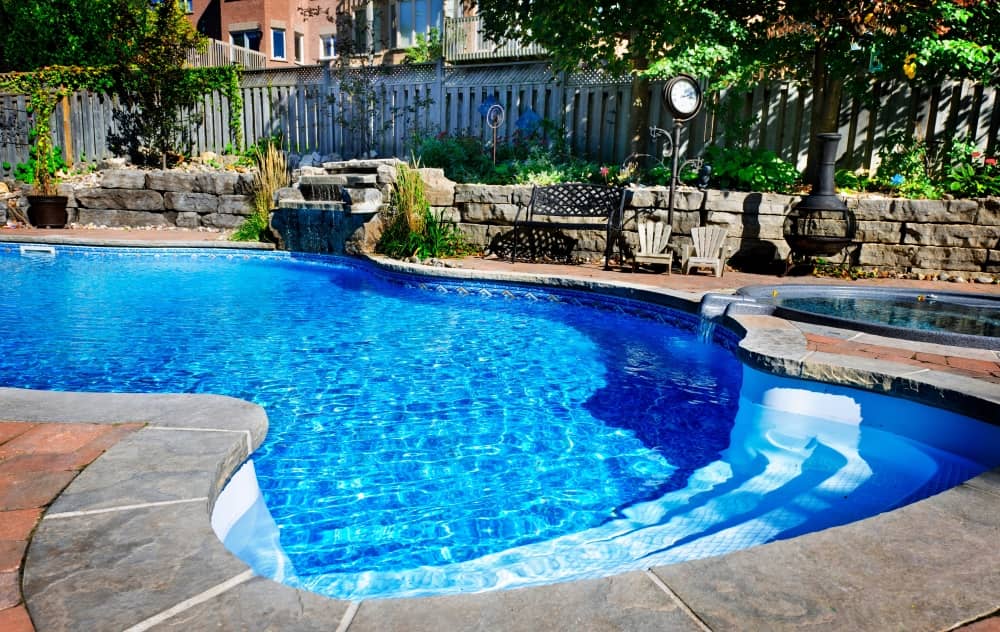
[0,66,116,193]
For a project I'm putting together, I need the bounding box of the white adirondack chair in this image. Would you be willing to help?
[633,216,673,274]
[683,226,729,277]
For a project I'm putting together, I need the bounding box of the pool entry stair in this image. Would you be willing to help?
[269,159,401,254]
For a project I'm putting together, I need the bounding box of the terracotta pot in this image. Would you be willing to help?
[27,195,68,228]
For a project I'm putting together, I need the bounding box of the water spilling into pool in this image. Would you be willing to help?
[2,245,998,600]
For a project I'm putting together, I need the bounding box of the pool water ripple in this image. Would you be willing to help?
[2,247,998,600]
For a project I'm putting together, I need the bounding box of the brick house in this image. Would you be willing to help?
[186,0,472,68]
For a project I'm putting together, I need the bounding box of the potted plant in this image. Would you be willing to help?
[26,135,68,228]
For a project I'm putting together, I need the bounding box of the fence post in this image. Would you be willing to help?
[434,57,445,134]
[61,94,73,167]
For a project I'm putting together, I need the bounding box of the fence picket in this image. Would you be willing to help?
[0,63,996,174]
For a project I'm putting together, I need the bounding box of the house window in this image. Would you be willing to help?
[184,0,193,13]
[294,32,304,63]
[231,30,261,51]
[272,28,286,59]
[320,35,336,59]
[394,0,442,49]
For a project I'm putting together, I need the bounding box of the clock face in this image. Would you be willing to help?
[667,77,701,120]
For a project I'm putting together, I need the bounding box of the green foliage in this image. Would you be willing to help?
[834,169,873,192]
[231,212,270,242]
[13,145,67,186]
[941,139,1000,197]
[874,133,943,199]
[0,0,149,72]
[233,138,289,242]
[832,134,1000,199]
[410,124,599,186]
[700,145,801,193]
[403,28,443,64]
[377,164,471,259]
[111,0,210,167]
[0,66,117,194]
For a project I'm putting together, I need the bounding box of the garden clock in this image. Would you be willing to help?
[664,74,702,121]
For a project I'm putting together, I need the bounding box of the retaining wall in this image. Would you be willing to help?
[417,170,1000,275]
[5,165,1000,276]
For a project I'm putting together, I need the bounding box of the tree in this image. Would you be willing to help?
[476,1,1000,180]
[475,0,717,156]
[111,0,210,167]
[0,0,148,72]
[644,1,1000,181]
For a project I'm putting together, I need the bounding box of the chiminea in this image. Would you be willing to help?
[783,133,857,264]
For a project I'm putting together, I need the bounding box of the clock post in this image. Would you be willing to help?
[663,74,704,228]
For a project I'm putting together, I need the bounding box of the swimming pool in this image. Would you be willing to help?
[2,245,998,601]
[737,285,1000,349]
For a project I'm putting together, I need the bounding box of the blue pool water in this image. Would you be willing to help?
[2,245,999,600]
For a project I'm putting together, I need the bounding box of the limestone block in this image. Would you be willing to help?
[456,223,491,248]
[859,243,987,271]
[417,168,456,207]
[275,187,304,203]
[194,172,239,195]
[852,196,894,221]
[164,192,219,214]
[345,188,382,213]
[976,198,1000,226]
[856,220,902,244]
[75,189,164,211]
[454,185,517,204]
[201,213,245,229]
[890,199,977,223]
[902,223,1000,248]
[987,249,1000,272]
[145,170,197,192]
[236,172,256,194]
[76,209,174,227]
[461,202,519,224]
[376,164,398,185]
[219,195,254,216]
[437,207,461,223]
[176,212,201,228]
[628,187,656,208]
[101,169,146,190]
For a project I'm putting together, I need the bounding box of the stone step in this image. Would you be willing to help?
[299,174,378,187]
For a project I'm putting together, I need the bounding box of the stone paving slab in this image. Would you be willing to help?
[348,571,705,632]
[651,478,1000,632]
[23,503,250,631]
[154,576,352,631]
[46,427,243,514]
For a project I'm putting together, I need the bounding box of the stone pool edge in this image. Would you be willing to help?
[7,254,999,631]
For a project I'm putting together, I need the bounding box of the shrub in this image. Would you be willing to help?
[700,145,801,193]
[874,133,942,199]
[232,139,288,242]
[377,164,471,259]
[941,139,1000,198]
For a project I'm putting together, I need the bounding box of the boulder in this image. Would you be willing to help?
[100,169,146,190]
[164,192,219,214]
[75,189,164,211]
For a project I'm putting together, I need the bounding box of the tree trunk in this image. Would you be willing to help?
[628,52,651,158]
[804,42,844,186]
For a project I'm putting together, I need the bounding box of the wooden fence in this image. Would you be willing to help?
[1,61,997,180]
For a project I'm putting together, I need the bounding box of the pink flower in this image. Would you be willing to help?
[599,166,610,177]
[972,151,982,158]
[985,157,997,166]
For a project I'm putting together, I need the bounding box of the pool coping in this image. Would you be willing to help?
[8,250,1000,631]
